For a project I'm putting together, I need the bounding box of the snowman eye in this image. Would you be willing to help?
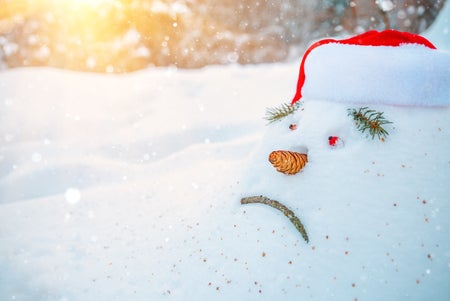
[328,136,344,148]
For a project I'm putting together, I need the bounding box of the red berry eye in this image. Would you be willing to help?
[328,136,343,148]
[329,136,336,145]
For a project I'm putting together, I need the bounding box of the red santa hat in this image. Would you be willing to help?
[291,30,437,105]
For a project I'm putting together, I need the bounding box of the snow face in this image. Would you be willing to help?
[0,42,449,301]
[301,44,450,106]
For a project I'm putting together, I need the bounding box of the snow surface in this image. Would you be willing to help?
[1,13,450,301]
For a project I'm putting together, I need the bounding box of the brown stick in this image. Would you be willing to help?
[241,195,309,243]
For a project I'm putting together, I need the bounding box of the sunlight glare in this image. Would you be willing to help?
[68,0,116,8]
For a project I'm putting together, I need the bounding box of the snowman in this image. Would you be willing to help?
[242,30,450,242]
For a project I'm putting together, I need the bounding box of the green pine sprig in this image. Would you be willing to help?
[348,107,393,140]
[264,102,301,124]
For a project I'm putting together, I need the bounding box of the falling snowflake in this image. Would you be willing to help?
[31,152,42,163]
[65,188,81,205]
[376,0,395,12]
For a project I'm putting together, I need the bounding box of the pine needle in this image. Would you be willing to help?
[348,107,393,140]
[264,102,300,124]
[241,195,309,243]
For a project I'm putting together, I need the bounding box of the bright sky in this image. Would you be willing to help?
[66,0,117,7]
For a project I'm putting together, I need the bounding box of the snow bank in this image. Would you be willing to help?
[1,61,449,301]
[301,44,450,106]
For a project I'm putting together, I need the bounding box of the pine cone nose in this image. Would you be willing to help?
[268,150,308,175]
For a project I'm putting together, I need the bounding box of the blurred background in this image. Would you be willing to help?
[0,0,446,72]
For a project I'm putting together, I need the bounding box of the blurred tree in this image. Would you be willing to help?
[337,0,446,34]
[0,0,446,72]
